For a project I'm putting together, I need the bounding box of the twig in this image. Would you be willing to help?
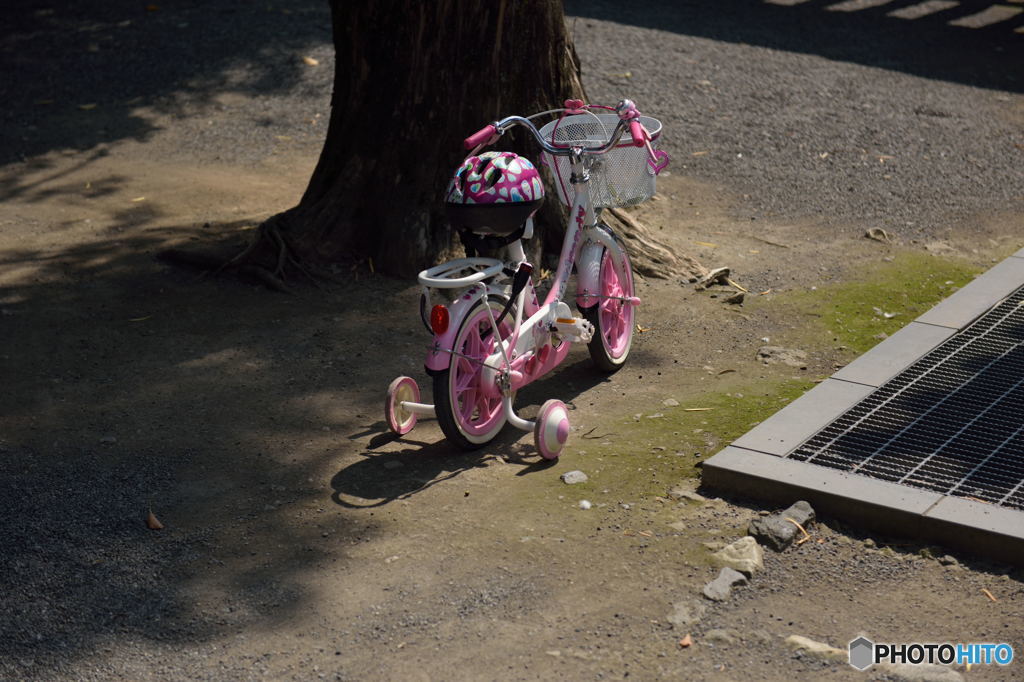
[981,588,998,603]
[725,277,748,293]
[747,234,790,249]
[785,517,812,545]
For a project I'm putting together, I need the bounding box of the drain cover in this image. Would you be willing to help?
[788,285,1024,511]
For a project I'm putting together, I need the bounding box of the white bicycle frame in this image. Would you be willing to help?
[415,157,628,432]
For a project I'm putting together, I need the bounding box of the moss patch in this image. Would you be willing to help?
[776,251,981,354]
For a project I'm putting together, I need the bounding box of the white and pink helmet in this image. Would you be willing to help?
[445,151,545,236]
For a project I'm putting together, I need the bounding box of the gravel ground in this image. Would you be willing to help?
[2,2,1022,680]
[566,0,1024,240]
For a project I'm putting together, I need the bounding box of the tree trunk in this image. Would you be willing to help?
[252,0,586,278]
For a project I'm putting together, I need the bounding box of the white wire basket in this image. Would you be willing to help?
[539,113,662,209]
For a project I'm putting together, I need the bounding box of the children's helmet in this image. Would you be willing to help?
[445,151,545,235]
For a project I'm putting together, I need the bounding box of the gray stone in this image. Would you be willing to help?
[711,536,764,576]
[668,486,706,503]
[784,635,846,663]
[560,470,588,485]
[704,628,739,645]
[757,345,808,368]
[702,567,748,602]
[666,599,706,629]
[747,501,815,552]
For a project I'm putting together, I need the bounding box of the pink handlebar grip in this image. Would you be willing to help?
[464,124,498,150]
[629,120,646,148]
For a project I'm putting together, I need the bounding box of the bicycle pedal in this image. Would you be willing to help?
[554,317,594,343]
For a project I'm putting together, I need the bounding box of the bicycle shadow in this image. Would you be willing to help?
[331,354,628,507]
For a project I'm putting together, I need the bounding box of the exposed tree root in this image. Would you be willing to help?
[606,207,707,282]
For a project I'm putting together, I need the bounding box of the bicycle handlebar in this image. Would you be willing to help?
[482,112,629,157]
[463,124,499,150]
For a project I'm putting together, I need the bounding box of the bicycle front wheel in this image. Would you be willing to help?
[581,245,635,372]
[433,299,512,450]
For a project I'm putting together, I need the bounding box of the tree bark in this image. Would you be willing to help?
[251,0,586,278]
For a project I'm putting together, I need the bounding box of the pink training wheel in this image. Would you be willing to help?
[534,399,570,460]
[385,376,420,436]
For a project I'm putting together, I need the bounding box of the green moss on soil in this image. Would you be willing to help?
[777,251,980,353]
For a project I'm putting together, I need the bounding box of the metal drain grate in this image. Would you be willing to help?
[788,285,1024,511]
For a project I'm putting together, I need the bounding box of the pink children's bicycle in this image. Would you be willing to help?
[385,99,668,460]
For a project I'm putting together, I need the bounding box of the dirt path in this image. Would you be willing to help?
[2,2,1023,681]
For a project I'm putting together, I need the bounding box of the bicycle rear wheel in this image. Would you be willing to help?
[434,299,512,450]
[581,245,635,372]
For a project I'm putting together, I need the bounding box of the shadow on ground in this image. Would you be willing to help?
[567,0,1023,93]
[1,0,332,163]
[0,219,402,674]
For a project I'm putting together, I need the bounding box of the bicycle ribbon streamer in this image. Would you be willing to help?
[615,99,670,175]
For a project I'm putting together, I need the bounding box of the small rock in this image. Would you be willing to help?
[756,346,808,369]
[702,567,747,602]
[663,398,679,407]
[784,635,846,663]
[667,486,706,503]
[747,501,815,552]
[711,536,764,576]
[578,500,592,510]
[704,629,739,645]
[560,470,588,485]
[724,292,745,305]
[666,600,706,628]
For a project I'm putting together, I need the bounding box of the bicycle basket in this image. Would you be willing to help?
[538,113,662,209]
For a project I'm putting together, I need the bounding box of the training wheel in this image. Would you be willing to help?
[385,376,420,436]
[534,399,570,460]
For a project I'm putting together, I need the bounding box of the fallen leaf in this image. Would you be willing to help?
[636,324,651,333]
[759,289,773,295]
[302,56,319,66]
[146,510,164,530]
[865,227,892,243]
[679,634,693,648]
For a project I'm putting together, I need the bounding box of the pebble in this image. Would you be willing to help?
[702,567,748,602]
[560,470,588,485]
[666,599,706,628]
[663,398,679,407]
[711,536,764,576]
[578,500,592,510]
[747,501,815,551]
